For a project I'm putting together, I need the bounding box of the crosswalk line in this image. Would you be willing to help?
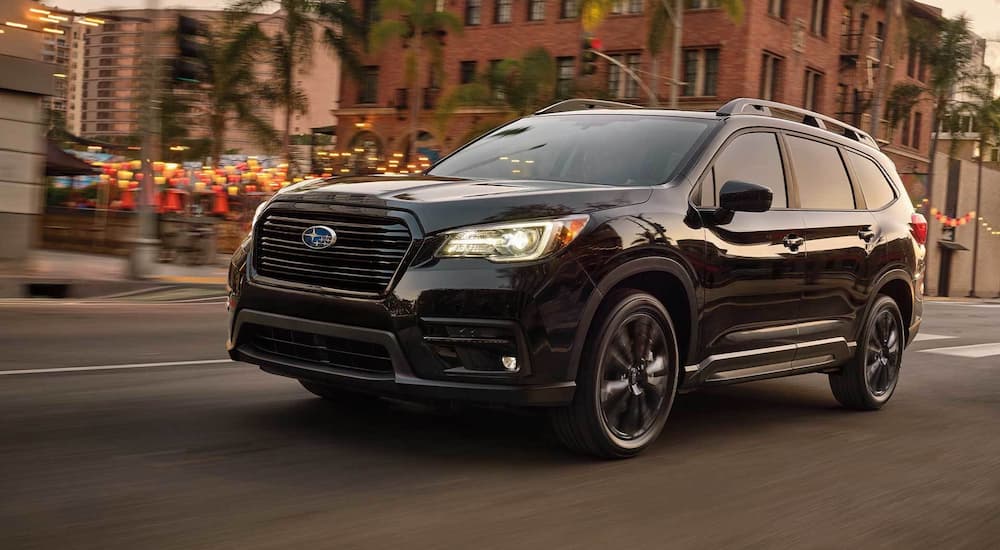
[914,333,956,342]
[919,343,1000,358]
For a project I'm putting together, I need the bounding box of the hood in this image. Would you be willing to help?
[270,175,653,234]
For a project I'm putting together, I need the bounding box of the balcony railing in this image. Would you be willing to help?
[840,33,884,63]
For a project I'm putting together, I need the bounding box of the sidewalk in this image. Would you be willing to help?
[0,249,228,298]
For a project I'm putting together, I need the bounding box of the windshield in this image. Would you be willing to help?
[428,114,716,186]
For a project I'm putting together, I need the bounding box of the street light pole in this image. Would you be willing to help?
[128,0,161,279]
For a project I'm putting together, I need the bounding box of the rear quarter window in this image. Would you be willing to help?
[846,151,896,210]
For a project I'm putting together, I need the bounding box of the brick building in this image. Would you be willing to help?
[335,0,943,186]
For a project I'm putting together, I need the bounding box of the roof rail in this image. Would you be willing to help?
[535,98,643,115]
[717,98,880,149]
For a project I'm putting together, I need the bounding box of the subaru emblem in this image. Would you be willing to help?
[302,225,337,250]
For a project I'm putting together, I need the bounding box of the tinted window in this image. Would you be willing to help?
[713,132,787,207]
[786,135,854,209]
[847,151,896,209]
[429,115,715,186]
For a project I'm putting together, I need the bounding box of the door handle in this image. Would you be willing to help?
[782,234,804,251]
[858,228,876,243]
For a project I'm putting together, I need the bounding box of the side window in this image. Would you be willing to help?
[846,151,896,209]
[712,132,788,208]
[785,135,855,210]
[697,167,716,207]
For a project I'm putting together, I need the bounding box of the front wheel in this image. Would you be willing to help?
[829,295,904,410]
[551,289,680,458]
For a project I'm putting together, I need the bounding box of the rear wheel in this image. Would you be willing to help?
[551,289,679,458]
[829,295,904,410]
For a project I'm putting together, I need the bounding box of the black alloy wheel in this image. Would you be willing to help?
[551,289,679,458]
[830,295,904,410]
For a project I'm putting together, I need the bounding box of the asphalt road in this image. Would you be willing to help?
[1,297,998,549]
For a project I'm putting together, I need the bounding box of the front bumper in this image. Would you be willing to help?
[228,309,575,406]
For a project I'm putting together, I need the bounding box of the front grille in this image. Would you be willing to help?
[255,209,412,295]
[246,324,393,374]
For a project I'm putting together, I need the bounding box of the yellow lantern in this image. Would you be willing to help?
[130,160,141,170]
[215,176,227,185]
[193,181,206,192]
[118,180,130,190]
[118,170,133,180]
[154,176,166,185]
[227,185,239,196]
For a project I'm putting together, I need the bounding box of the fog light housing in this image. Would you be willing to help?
[501,356,518,372]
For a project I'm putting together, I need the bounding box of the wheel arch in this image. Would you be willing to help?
[568,256,698,382]
[864,269,914,342]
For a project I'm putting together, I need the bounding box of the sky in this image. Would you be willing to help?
[40,0,1000,71]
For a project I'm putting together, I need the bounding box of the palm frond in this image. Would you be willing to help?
[369,19,410,52]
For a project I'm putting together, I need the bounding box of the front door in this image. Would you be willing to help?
[696,131,808,376]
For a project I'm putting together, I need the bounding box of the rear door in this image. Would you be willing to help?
[784,133,882,346]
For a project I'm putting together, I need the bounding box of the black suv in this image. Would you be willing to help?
[227,98,926,458]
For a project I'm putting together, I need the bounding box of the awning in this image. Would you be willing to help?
[938,241,969,251]
[45,141,99,177]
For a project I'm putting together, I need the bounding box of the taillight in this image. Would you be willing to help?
[910,213,928,245]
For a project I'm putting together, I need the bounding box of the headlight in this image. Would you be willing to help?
[436,215,589,262]
[251,202,268,228]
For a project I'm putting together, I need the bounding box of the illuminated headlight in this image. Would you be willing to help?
[436,215,589,262]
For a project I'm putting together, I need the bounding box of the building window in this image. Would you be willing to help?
[607,53,640,99]
[610,0,642,14]
[900,112,911,146]
[465,0,481,25]
[528,0,546,21]
[436,0,445,11]
[495,0,512,23]
[359,66,379,104]
[767,0,784,18]
[686,0,720,8]
[556,57,574,97]
[682,48,719,97]
[362,0,378,32]
[803,69,822,111]
[810,0,827,36]
[912,112,922,149]
[460,60,477,84]
[560,0,578,18]
[759,52,782,101]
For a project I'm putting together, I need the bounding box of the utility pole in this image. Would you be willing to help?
[869,0,902,137]
[128,0,161,279]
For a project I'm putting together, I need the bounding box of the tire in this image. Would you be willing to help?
[551,289,680,458]
[299,380,376,404]
[829,295,904,410]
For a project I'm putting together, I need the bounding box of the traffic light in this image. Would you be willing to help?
[580,35,602,76]
[173,15,205,83]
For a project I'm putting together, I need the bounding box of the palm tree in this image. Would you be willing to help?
[435,47,557,141]
[918,15,975,210]
[957,70,1000,296]
[232,1,364,166]
[198,18,277,163]
[369,0,462,161]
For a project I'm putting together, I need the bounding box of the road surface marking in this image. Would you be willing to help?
[925,302,1000,308]
[913,333,957,342]
[919,343,1000,358]
[0,359,237,376]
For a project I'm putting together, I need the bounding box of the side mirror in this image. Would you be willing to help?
[719,180,773,214]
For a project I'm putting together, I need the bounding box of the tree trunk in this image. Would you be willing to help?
[210,113,224,167]
[970,134,985,297]
[650,56,660,107]
[409,27,422,165]
[923,102,942,295]
[669,0,682,108]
